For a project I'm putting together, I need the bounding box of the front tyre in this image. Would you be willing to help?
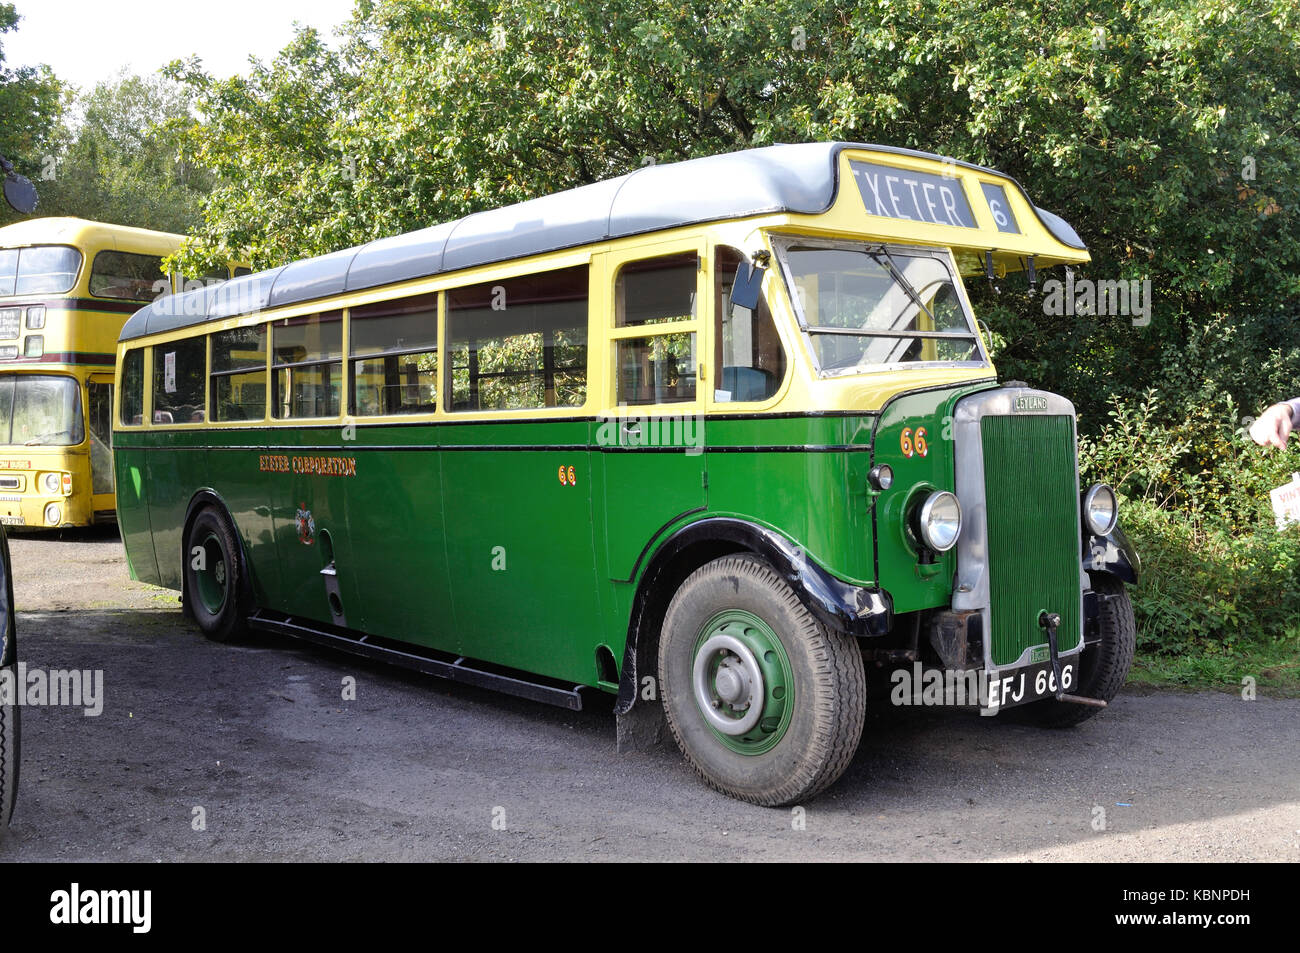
[184,507,250,643]
[658,554,866,806]
[0,666,17,829]
[1011,574,1136,728]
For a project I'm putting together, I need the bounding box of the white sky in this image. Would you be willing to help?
[5,0,357,91]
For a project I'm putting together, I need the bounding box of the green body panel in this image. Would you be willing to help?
[598,416,706,583]
[701,414,873,584]
[869,382,998,613]
[980,415,1082,666]
[438,420,602,680]
[113,452,158,583]
[112,378,1087,690]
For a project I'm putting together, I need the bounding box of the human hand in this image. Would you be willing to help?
[1249,403,1294,449]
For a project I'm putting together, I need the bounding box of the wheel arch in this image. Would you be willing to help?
[615,517,891,714]
[180,489,256,620]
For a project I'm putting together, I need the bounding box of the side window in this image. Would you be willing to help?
[714,247,785,403]
[211,325,267,422]
[447,265,587,411]
[614,252,697,405]
[350,292,438,416]
[91,251,166,302]
[272,311,342,419]
[119,349,144,425]
[151,338,206,424]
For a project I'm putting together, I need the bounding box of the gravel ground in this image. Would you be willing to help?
[1,526,1297,861]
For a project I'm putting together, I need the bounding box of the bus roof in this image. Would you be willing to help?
[120,142,1087,342]
[0,216,183,254]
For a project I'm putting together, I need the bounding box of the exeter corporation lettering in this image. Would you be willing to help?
[258,454,357,477]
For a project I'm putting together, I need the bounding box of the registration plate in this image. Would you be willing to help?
[0,514,24,526]
[985,658,1076,711]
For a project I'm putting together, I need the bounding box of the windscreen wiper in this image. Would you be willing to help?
[868,246,939,329]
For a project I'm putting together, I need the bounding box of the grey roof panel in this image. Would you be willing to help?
[343,221,456,293]
[210,268,283,319]
[440,177,627,272]
[268,247,359,308]
[120,282,225,340]
[121,142,1087,341]
[607,144,837,233]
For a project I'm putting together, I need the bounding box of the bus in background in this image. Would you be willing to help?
[0,217,244,529]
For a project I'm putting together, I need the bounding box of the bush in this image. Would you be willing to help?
[1079,389,1300,657]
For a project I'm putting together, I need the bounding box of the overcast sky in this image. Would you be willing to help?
[5,0,357,91]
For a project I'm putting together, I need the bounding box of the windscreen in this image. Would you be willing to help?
[0,374,85,446]
[781,243,984,376]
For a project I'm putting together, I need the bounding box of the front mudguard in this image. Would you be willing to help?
[1083,523,1140,585]
[615,517,891,715]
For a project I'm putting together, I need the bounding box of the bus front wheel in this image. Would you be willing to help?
[658,554,866,806]
[184,507,250,643]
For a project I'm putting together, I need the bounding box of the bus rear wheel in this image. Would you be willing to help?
[184,507,250,643]
[658,554,866,806]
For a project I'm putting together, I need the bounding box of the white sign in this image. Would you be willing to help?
[164,351,176,394]
[1269,472,1300,529]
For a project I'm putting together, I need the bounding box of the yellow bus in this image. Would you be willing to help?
[0,217,243,528]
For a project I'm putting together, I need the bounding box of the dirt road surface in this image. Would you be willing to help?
[1,527,1296,861]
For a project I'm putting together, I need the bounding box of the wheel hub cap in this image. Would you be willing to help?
[693,633,764,734]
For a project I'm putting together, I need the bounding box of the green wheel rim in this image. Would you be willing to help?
[194,532,228,615]
[691,609,794,755]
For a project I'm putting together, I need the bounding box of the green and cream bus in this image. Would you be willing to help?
[113,143,1138,805]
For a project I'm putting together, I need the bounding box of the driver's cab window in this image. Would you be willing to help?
[713,247,785,403]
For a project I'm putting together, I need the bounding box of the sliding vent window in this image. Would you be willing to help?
[714,247,785,403]
[152,338,206,424]
[615,252,698,405]
[447,266,588,411]
[351,293,438,416]
[272,311,342,419]
[211,326,267,421]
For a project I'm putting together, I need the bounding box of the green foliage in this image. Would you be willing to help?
[16,73,213,233]
[0,2,63,181]
[1081,390,1300,658]
[163,0,1300,675]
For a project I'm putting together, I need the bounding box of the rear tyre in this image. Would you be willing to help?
[658,554,866,806]
[0,666,17,829]
[1009,575,1135,728]
[184,507,250,643]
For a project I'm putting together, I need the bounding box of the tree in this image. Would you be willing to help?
[169,0,1300,428]
[28,72,213,233]
[0,2,62,189]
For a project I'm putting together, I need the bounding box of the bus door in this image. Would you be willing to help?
[86,373,116,518]
[598,240,709,590]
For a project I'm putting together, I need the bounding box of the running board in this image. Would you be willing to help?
[248,611,585,711]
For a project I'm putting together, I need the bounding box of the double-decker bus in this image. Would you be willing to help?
[113,143,1139,805]
[0,218,245,529]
